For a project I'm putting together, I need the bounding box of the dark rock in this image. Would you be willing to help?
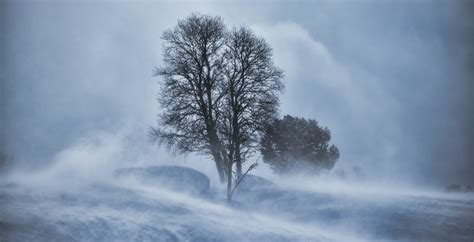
[114,166,210,196]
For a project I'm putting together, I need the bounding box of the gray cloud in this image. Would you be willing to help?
[2,0,473,186]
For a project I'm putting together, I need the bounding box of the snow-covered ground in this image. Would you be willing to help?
[1,166,473,241]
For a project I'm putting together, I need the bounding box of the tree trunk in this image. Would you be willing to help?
[226,161,233,202]
[209,142,226,184]
[214,156,226,183]
[208,126,227,184]
[235,143,242,178]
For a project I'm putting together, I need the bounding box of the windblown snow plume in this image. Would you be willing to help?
[1,1,473,241]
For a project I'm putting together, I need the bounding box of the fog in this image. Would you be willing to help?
[1,128,473,240]
[2,0,473,186]
[1,0,474,241]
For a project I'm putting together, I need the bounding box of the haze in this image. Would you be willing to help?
[1,0,473,187]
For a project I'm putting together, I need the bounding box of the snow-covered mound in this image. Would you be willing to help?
[236,174,275,193]
[114,166,210,196]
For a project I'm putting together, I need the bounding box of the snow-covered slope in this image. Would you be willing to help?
[1,166,473,241]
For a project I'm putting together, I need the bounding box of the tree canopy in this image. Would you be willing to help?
[260,115,339,175]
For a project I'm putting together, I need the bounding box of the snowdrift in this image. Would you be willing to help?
[114,166,211,196]
[1,165,473,241]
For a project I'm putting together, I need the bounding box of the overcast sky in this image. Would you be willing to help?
[1,0,473,186]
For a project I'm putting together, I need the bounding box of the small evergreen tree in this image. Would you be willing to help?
[260,115,339,175]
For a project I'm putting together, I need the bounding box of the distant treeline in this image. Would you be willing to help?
[445,184,473,193]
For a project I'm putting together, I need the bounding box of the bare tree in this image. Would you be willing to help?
[220,27,283,188]
[151,14,284,202]
[151,14,228,183]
